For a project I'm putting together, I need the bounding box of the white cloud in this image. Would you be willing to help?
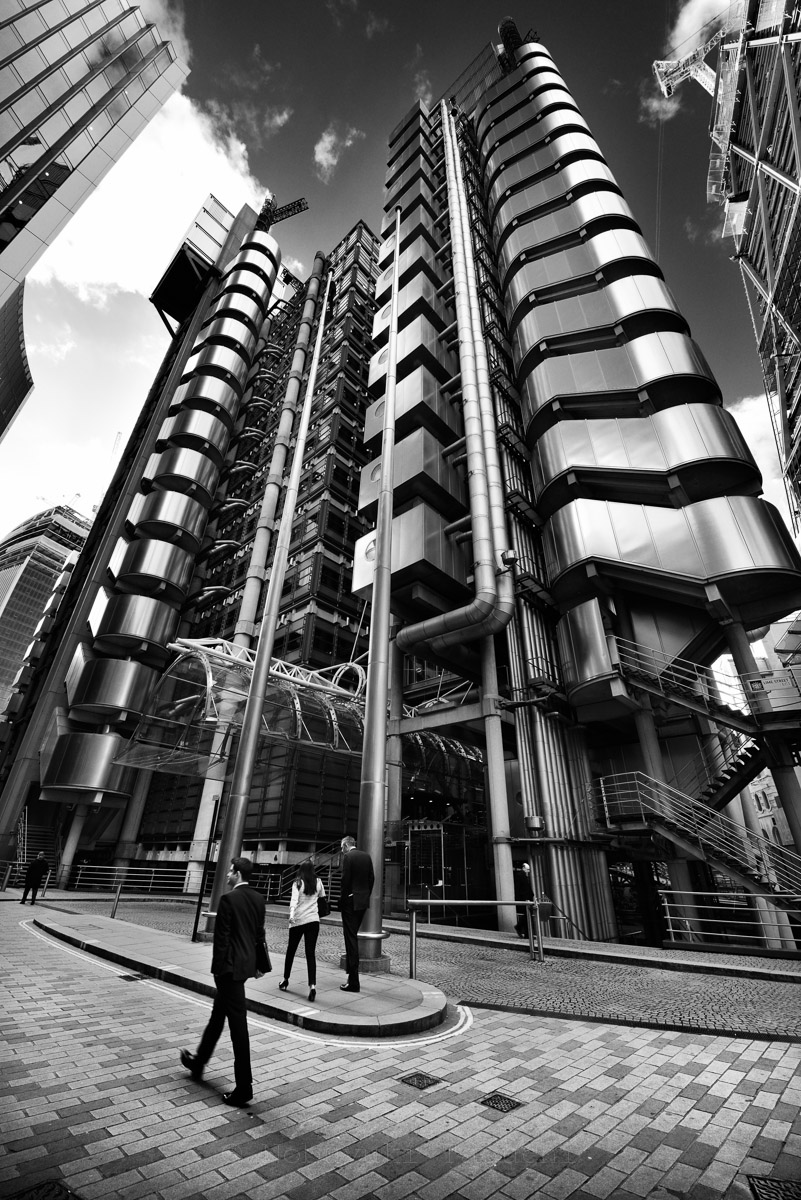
[728,392,792,524]
[29,92,265,304]
[139,0,192,67]
[26,328,76,362]
[366,12,391,39]
[665,0,733,56]
[313,123,366,183]
[410,44,433,108]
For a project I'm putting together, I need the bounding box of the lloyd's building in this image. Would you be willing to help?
[2,18,801,946]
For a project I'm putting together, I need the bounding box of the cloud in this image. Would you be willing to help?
[727,392,792,523]
[29,92,265,304]
[366,12,391,39]
[27,328,76,362]
[410,44,433,108]
[664,0,733,57]
[313,123,366,183]
[325,0,358,28]
[638,82,681,127]
[204,45,293,150]
[139,0,192,67]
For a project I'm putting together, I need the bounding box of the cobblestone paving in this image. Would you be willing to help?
[2,903,800,1200]
[54,900,801,1040]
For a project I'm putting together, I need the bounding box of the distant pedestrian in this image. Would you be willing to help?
[338,835,374,993]
[278,860,325,1002]
[513,861,533,938]
[180,857,267,1107]
[20,852,49,905]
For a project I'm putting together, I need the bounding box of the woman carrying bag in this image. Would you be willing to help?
[279,860,326,1002]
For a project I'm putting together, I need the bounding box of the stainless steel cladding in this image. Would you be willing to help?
[91,594,180,664]
[67,659,159,723]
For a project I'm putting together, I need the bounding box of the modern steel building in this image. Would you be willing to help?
[1,18,800,944]
[654,0,801,529]
[0,504,90,715]
[0,0,187,438]
[353,16,801,937]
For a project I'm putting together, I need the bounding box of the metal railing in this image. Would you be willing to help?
[596,772,801,895]
[659,889,800,953]
[407,899,545,977]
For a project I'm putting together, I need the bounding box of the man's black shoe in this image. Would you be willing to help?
[340,983,360,992]
[180,1049,203,1080]
[223,1089,252,1107]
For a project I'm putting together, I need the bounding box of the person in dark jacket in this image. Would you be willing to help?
[338,835,374,993]
[180,857,266,1106]
[20,852,49,905]
[513,861,533,937]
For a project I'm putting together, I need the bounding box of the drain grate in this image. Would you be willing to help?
[119,973,147,982]
[748,1181,801,1200]
[399,1072,442,1090]
[479,1092,523,1113]
[7,1180,81,1199]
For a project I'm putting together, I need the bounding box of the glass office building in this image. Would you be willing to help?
[0,0,187,438]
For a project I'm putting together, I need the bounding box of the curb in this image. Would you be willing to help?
[33,918,448,1038]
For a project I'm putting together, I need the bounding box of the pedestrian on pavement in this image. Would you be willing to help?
[20,852,49,905]
[338,835,374,993]
[180,856,267,1107]
[513,861,533,938]
[279,859,325,1002]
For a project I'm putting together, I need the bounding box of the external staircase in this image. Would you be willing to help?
[272,841,343,908]
[594,771,801,900]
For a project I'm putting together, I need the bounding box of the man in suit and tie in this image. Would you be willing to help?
[338,835,375,993]
[180,857,266,1106]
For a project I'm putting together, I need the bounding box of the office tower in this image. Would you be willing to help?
[0,504,90,715]
[353,16,801,937]
[654,0,801,527]
[1,18,800,943]
[0,0,187,437]
[137,220,382,857]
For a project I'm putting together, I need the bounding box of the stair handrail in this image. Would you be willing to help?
[595,771,801,895]
[273,840,343,903]
[615,638,750,719]
[671,727,760,801]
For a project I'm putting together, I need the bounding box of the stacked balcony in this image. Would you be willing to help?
[354,105,473,619]
[43,230,280,798]
[475,39,801,718]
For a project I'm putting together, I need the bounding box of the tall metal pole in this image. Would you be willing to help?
[357,206,402,961]
[209,266,332,915]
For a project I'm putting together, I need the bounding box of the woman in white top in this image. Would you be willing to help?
[279,860,326,1002]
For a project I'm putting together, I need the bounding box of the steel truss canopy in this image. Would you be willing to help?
[112,639,486,796]
[113,638,367,775]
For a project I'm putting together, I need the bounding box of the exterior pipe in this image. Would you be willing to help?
[396,101,511,655]
[234,254,327,645]
[358,206,403,962]
[209,269,333,918]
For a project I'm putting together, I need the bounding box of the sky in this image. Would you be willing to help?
[0,0,790,544]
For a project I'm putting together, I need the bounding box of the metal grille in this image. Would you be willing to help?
[479,1092,523,1113]
[399,1072,442,1090]
[748,1181,801,1200]
[119,973,147,982]
[6,1180,81,1199]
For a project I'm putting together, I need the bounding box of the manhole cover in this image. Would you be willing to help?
[480,1092,522,1113]
[7,1181,81,1199]
[399,1072,442,1090]
[748,1181,801,1200]
[119,973,147,981]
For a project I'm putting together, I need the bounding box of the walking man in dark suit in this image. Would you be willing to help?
[20,852,49,904]
[338,835,375,993]
[180,857,266,1106]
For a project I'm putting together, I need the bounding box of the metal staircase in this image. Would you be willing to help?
[615,638,758,734]
[594,771,801,898]
[671,729,765,812]
[272,842,342,907]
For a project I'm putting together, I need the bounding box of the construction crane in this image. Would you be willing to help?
[254,195,309,233]
[653,0,747,97]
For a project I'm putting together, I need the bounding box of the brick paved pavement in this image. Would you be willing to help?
[2,903,800,1199]
[30,897,801,1040]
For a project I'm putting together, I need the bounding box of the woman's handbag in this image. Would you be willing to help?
[255,939,272,974]
[317,891,331,919]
